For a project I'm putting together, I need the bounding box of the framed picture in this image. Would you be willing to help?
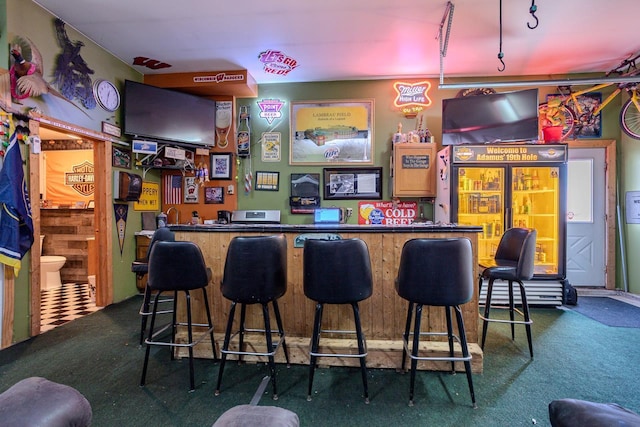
[290,99,374,165]
[204,186,224,204]
[112,145,131,169]
[255,171,280,191]
[290,173,320,214]
[210,153,233,180]
[547,92,602,138]
[184,176,199,203]
[323,167,382,200]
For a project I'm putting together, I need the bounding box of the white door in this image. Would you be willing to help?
[566,147,606,286]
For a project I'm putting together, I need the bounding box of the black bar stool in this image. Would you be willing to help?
[140,240,217,391]
[479,227,537,357]
[396,238,476,408]
[303,238,373,403]
[215,235,290,400]
[131,227,175,345]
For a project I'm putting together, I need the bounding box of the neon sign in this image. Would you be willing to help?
[393,81,432,117]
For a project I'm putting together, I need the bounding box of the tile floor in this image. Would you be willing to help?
[40,283,102,333]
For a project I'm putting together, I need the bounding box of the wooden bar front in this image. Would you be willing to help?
[171,224,484,372]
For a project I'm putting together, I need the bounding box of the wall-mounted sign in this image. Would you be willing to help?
[261,132,281,162]
[193,73,245,84]
[134,181,160,211]
[258,50,298,76]
[452,144,568,164]
[393,81,432,117]
[132,140,157,155]
[257,98,285,124]
[358,201,417,225]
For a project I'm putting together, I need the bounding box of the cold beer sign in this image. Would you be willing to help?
[358,201,417,225]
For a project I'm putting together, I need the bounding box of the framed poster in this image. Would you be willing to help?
[184,176,199,203]
[290,99,374,165]
[204,186,224,204]
[255,171,280,191]
[323,167,382,200]
[112,146,131,169]
[210,153,233,180]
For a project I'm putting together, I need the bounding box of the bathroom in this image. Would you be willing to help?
[38,128,99,330]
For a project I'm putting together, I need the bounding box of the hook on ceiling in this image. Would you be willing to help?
[527,0,539,29]
[497,0,505,72]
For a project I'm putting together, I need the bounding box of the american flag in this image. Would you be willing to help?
[164,175,182,204]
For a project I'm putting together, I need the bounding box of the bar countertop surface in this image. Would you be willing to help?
[169,223,482,233]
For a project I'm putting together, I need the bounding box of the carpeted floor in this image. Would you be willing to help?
[568,296,640,328]
[2,295,640,426]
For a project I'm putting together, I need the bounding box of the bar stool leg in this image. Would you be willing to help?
[261,303,278,400]
[307,303,323,401]
[409,304,423,407]
[508,280,516,340]
[140,291,163,386]
[481,278,495,350]
[445,306,455,373]
[401,302,414,372]
[271,300,290,365]
[518,281,534,358]
[351,302,369,404]
[238,304,247,363]
[139,284,152,345]
[454,305,477,408]
[170,291,178,361]
[185,290,195,391]
[201,289,218,361]
[215,302,237,396]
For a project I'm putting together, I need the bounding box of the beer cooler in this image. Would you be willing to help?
[435,143,568,306]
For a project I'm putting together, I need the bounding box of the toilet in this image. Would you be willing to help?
[40,235,67,291]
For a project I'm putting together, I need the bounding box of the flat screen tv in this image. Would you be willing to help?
[441,88,539,145]
[123,80,216,146]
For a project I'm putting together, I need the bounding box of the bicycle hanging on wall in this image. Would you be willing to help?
[538,53,640,140]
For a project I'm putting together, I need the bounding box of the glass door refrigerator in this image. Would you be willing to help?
[436,144,568,302]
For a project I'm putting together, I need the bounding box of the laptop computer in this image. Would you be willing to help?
[313,208,341,225]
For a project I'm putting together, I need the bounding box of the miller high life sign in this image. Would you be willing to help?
[393,81,432,117]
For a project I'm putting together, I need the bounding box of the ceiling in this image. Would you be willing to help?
[30,0,640,86]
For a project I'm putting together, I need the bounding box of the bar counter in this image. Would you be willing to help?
[169,223,484,372]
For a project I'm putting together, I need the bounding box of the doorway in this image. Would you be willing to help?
[29,118,114,336]
[566,140,616,289]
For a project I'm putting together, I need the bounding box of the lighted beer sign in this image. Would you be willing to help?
[393,81,432,117]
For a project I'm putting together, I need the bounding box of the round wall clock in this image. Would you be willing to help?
[93,79,121,112]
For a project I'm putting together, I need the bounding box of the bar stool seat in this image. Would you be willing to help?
[396,238,476,408]
[303,238,373,403]
[140,240,217,391]
[479,227,537,358]
[215,235,290,400]
[131,227,175,346]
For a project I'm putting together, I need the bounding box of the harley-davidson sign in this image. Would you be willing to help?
[64,161,95,196]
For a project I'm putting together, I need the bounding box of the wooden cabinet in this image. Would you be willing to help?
[392,143,436,197]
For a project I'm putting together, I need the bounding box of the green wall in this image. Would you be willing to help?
[5,0,144,342]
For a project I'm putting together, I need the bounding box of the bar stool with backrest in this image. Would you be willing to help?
[215,235,290,400]
[303,238,373,403]
[479,227,537,357]
[131,227,176,345]
[140,240,217,391]
[395,238,476,408]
